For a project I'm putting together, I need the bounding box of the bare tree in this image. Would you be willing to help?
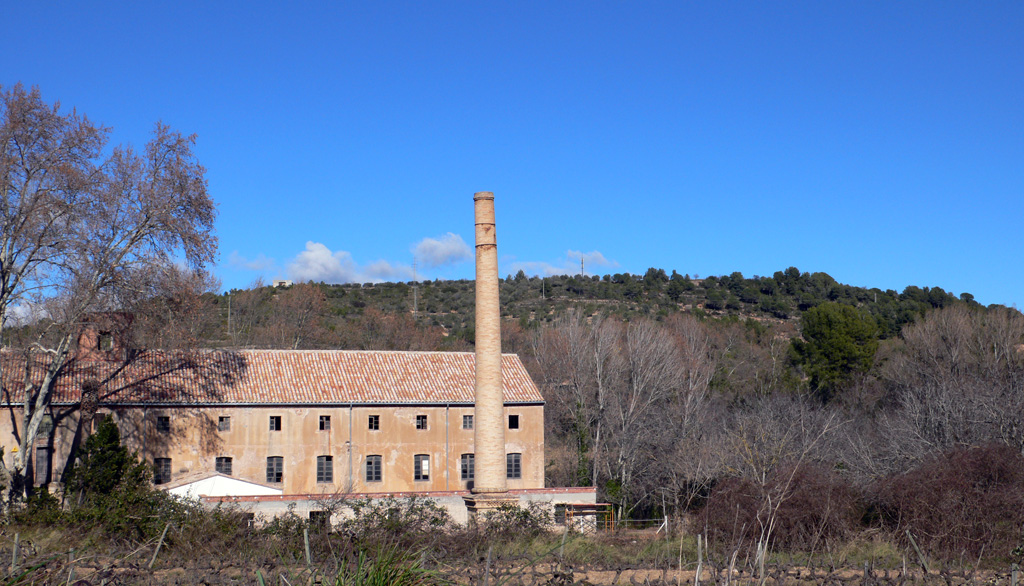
[261,282,330,349]
[535,310,621,487]
[721,396,844,579]
[343,307,444,351]
[0,84,216,498]
[606,318,684,516]
[664,313,713,426]
[226,278,272,347]
[883,304,1024,463]
[708,319,797,398]
[130,267,221,350]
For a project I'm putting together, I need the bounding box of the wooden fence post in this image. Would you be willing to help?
[905,529,929,574]
[10,532,19,574]
[303,527,311,567]
[695,534,703,586]
[483,545,492,586]
[149,523,171,569]
[67,548,76,584]
[557,526,568,572]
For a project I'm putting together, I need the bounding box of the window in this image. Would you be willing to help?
[269,415,282,431]
[35,447,51,485]
[218,416,231,431]
[415,414,427,430]
[368,415,379,430]
[508,414,520,430]
[316,455,334,483]
[319,415,331,431]
[460,453,475,481]
[98,331,113,351]
[554,504,567,525]
[414,454,430,481]
[365,455,382,482]
[462,415,473,430]
[266,456,283,483]
[38,414,54,436]
[156,415,170,433]
[506,453,522,479]
[309,510,330,529]
[215,456,233,475]
[154,458,172,485]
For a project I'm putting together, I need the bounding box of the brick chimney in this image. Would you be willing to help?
[465,192,515,516]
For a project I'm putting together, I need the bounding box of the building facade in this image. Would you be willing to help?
[1,350,545,497]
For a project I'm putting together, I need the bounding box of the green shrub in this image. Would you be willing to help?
[61,416,200,542]
[480,502,551,541]
[340,496,452,549]
[15,487,61,525]
[331,545,444,586]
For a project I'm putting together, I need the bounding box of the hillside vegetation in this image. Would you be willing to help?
[204,266,977,349]
[52,267,1024,564]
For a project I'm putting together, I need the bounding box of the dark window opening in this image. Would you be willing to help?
[156,415,171,433]
[317,455,334,483]
[508,414,520,429]
[368,415,379,430]
[462,415,473,430]
[460,453,475,481]
[216,456,233,475]
[309,510,330,529]
[415,415,427,430]
[319,415,331,431]
[554,504,567,525]
[414,454,430,481]
[506,453,521,479]
[98,331,113,351]
[154,458,172,485]
[266,456,283,483]
[269,416,282,431]
[38,414,54,437]
[218,416,231,431]
[365,455,382,482]
[35,447,51,485]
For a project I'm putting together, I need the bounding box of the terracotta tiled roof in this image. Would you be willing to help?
[0,350,543,405]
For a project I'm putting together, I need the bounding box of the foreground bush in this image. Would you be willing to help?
[478,502,551,541]
[874,443,1024,561]
[700,462,860,551]
[338,495,453,551]
[19,417,203,543]
[330,545,445,586]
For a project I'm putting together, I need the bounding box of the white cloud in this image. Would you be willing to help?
[567,250,616,269]
[412,233,472,268]
[6,302,44,327]
[508,250,619,277]
[228,251,277,272]
[286,242,413,284]
[364,259,414,282]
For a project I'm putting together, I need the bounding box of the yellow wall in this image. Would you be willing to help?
[1,403,545,495]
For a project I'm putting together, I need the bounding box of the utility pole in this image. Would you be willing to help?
[412,259,419,315]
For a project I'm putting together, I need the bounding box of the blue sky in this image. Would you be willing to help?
[5,2,1023,306]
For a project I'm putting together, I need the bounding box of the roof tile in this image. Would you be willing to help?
[1,350,543,405]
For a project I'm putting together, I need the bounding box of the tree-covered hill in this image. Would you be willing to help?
[209,266,980,348]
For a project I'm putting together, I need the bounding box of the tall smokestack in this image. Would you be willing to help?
[472,191,507,495]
